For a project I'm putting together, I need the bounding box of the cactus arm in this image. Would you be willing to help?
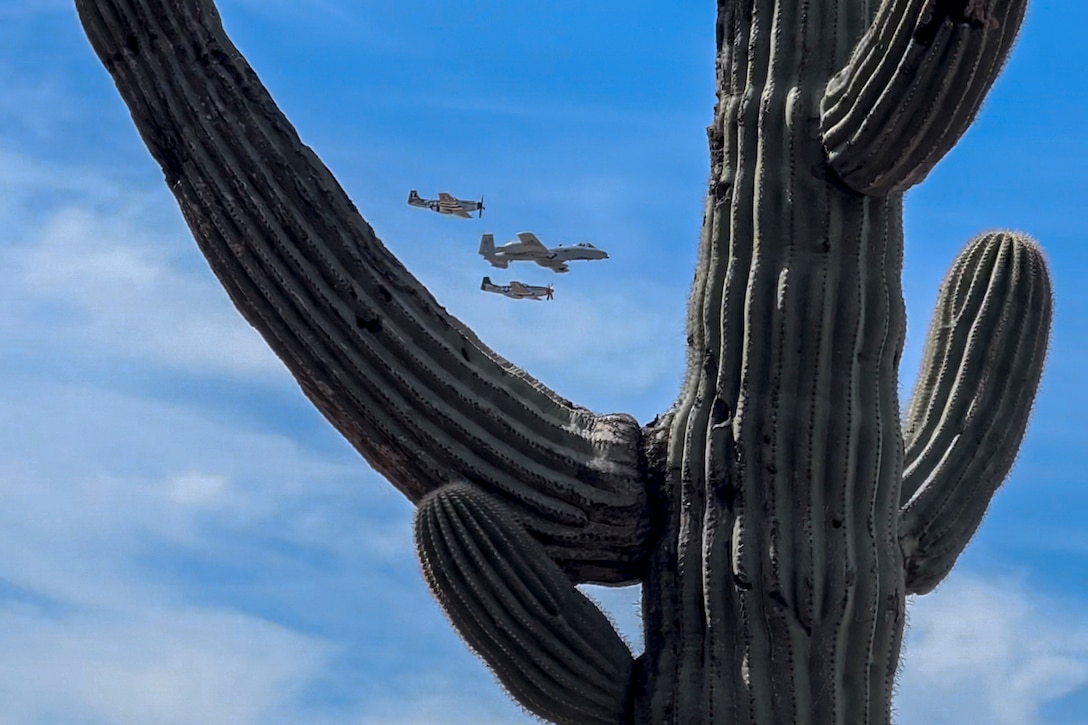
[415,483,634,725]
[820,0,1028,195]
[899,232,1051,595]
[75,0,649,583]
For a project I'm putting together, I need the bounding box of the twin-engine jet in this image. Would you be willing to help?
[480,276,554,301]
[407,190,485,219]
[478,232,609,273]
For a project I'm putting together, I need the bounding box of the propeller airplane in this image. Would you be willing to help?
[480,276,554,301]
[407,190,485,219]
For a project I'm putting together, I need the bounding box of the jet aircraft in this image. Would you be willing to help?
[407,190,484,219]
[480,276,554,301]
[478,232,608,273]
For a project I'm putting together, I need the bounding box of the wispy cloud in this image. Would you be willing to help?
[0,605,332,725]
[353,671,533,725]
[0,153,283,379]
[897,576,1088,724]
[0,374,414,724]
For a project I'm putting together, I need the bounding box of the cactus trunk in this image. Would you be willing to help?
[75,0,1049,723]
[636,4,906,721]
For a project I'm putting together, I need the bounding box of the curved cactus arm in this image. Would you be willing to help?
[415,483,634,725]
[74,0,649,584]
[820,0,1028,195]
[899,231,1051,595]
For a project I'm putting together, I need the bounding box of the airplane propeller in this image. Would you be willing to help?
[545,284,554,300]
[478,195,485,218]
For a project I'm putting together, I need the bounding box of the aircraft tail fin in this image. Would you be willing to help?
[481,276,493,289]
[479,233,495,258]
[407,190,420,202]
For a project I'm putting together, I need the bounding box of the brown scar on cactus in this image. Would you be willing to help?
[76,0,1050,722]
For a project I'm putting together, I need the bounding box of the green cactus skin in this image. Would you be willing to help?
[820,0,1028,194]
[900,232,1051,594]
[415,483,634,724]
[74,0,1051,723]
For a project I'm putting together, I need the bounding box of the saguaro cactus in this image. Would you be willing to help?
[75,0,1051,722]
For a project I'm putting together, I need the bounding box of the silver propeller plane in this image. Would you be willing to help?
[478,232,608,273]
[407,190,484,219]
[480,276,554,301]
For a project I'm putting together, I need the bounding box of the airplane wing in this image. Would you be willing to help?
[515,232,548,252]
[437,192,471,218]
[508,281,529,294]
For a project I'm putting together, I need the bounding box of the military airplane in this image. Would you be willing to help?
[480,276,554,301]
[478,232,608,273]
[407,190,485,219]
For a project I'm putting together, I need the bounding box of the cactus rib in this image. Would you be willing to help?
[900,231,1052,594]
[74,0,649,584]
[415,483,634,724]
[820,0,1028,195]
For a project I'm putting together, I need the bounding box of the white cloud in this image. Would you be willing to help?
[357,689,528,725]
[0,605,332,725]
[0,374,426,724]
[0,147,287,381]
[897,576,1088,724]
[461,285,681,390]
[2,202,284,379]
[0,381,344,598]
[167,470,232,507]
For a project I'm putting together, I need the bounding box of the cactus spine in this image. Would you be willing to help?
[76,0,1050,723]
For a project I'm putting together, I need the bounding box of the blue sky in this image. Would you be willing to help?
[1,2,1086,723]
